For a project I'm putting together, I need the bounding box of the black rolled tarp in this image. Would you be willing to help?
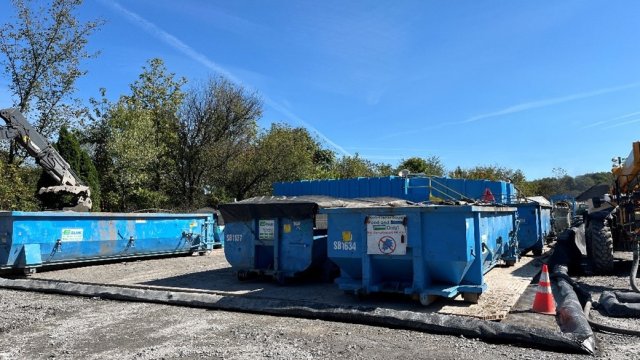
[551,266,596,354]
[0,278,594,355]
[599,291,640,318]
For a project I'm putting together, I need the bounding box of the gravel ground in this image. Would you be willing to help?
[573,253,640,358]
[0,251,639,359]
[1,288,635,360]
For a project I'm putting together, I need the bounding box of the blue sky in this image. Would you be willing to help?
[2,0,640,180]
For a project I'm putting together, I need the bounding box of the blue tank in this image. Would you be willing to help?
[320,204,519,305]
[0,211,219,272]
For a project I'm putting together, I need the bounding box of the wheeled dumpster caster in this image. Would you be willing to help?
[419,294,438,306]
[505,260,516,267]
[462,292,480,304]
[23,267,36,277]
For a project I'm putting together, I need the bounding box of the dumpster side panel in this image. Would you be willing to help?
[424,211,474,285]
[324,206,517,300]
[223,220,256,270]
[327,211,362,286]
[222,209,327,280]
[477,211,516,273]
[0,212,213,270]
[514,203,551,253]
[515,203,539,251]
[279,218,317,273]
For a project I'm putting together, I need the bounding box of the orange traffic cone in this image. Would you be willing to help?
[532,264,556,315]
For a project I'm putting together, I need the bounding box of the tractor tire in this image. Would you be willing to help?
[588,220,614,274]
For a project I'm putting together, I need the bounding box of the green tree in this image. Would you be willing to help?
[397,156,445,176]
[127,58,186,196]
[449,165,525,183]
[526,171,612,199]
[225,124,325,200]
[98,105,161,211]
[375,163,396,177]
[176,77,261,206]
[86,60,186,211]
[0,0,102,163]
[333,154,379,179]
[449,164,528,196]
[0,152,40,210]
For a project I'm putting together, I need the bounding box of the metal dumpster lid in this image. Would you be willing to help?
[218,196,418,222]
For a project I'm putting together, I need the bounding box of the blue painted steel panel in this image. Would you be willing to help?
[223,216,328,281]
[390,177,404,198]
[273,177,518,204]
[0,211,218,270]
[329,181,339,198]
[514,202,552,254]
[321,205,519,301]
[406,177,430,202]
[273,182,287,196]
[347,178,359,198]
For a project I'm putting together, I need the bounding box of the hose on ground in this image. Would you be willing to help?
[553,269,640,336]
[584,301,640,337]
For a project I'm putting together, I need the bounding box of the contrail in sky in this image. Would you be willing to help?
[602,117,640,130]
[583,110,640,129]
[381,81,640,139]
[461,82,640,124]
[101,0,350,156]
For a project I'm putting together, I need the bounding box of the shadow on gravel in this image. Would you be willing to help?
[139,267,441,312]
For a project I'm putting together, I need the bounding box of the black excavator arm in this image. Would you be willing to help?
[0,108,92,211]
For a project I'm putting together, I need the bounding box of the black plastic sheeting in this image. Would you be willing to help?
[548,225,587,270]
[547,226,597,354]
[219,196,418,223]
[0,277,593,355]
[599,291,640,318]
[550,266,596,354]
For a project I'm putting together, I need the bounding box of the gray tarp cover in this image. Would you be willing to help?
[218,196,418,223]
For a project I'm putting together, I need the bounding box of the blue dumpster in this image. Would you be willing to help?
[0,211,218,272]
[514,198,552,255]
[274,176,518,204]
[219,196,341,283]
[321,204,519,305]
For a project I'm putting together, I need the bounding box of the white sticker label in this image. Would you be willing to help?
[226,234,243,242]
[259,220,275,240]
[61,228,83,242]
[367,215,407,255]
[333,241,357,251]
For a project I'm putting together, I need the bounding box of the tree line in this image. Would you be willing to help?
[0,1,612,211]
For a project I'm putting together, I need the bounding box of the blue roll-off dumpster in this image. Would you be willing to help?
[321,203,519,305]
[0,211,218,273]
[514,197,552,256]
[219,196,342,283]
[274,176,518,204]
